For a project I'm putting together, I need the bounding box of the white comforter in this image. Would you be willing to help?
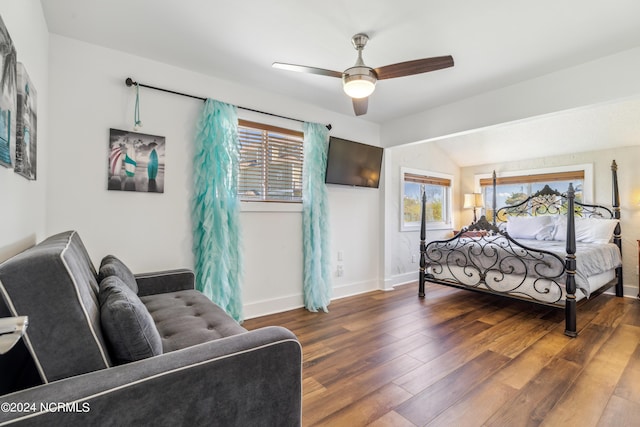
[426,236,621,301]
[516,239,621,287]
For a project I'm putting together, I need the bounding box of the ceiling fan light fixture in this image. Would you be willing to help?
[342,68,377,99]
[272,32,454,116]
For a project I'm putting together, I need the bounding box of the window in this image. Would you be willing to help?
[479,169,586,222]
[401,168,452,231]
[238,120,304,202]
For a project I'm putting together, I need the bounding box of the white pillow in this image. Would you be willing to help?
[506,216,554,240]
[553,217,618,244]
[535,224,556,241]
[553,216,580,241]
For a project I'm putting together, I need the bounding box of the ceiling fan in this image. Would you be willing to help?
[273,33,454,116]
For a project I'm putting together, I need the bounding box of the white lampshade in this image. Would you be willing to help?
[463,193,484,209]
[463,194,474,209]
[343,70,376,99]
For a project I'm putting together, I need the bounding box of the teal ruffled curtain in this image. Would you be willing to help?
[302,122,331,312]
[192,99,243,322]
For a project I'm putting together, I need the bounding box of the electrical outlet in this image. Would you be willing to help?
[337,265,344,277]
[411,254,417,263]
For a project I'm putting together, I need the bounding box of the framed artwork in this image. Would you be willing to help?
[108,128,165,193]
[14,62,37,180]
[0,15,17,168]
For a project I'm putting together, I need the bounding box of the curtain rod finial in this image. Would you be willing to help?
[326,124,332,131]
[125,77,136,87]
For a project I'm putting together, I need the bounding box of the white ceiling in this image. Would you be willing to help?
[40,0,640,164]
[432,97,640,167]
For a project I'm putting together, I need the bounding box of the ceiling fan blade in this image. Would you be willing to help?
[352,97,368,116]
[272,62,343,78]
[374,55,454,80]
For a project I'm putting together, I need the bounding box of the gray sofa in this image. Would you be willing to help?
[0,231,301,426]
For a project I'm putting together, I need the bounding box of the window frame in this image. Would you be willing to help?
[400,167,453,232]
[474,163,593,219]
[237,119,304,204]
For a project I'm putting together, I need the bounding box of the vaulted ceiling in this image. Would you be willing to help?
[41,0,640,164]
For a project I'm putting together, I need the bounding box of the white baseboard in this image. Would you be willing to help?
[383,272,418,291]
[243,279,638,320]
[332,278,380,299]
[243,293,304,320]
[243,278,380,320]
[604,283,638,299]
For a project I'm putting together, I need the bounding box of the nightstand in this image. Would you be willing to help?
[0,316,28,355]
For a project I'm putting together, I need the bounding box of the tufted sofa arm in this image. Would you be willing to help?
[0,326,302,426]
[135,269,195,296]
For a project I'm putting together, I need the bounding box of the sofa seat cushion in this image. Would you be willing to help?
[141,290,246,352]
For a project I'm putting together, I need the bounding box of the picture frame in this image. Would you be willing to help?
[14,62,37,180]
[0,15,17,168]
[108,128,165,193]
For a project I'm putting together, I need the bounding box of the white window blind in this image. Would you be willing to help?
[238,120,304,202]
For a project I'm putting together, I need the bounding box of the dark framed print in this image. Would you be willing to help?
[108,128,165,193]
[14,62,37,179]
[0,15,17,168]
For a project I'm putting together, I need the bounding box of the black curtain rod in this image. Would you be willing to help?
[125,78,332,130]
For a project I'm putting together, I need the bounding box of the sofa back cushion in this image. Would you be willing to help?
[0,231,112,383]
[99,275,162,364]
[98,255,139,294]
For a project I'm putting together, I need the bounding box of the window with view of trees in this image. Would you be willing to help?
[401,169,451,231]
[480,170,584,222]
[238,120,303,202]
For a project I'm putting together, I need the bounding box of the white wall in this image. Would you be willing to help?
[383,141,460,289]
[47,34,381,319]
[460,147,640,298]
[381,47,640,148]
[0,0,48,261]
[386,141,639,298]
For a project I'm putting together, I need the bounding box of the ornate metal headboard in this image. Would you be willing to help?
[494,184,614,222]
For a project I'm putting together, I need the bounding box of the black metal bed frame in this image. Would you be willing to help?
[418,160,622,337]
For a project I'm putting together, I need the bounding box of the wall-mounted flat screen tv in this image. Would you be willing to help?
[325,137,384,188]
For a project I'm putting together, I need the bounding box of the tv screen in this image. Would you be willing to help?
[325,137,384,188]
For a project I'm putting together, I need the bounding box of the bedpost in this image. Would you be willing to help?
[564,183,578,337]
[492,170,497,226]
[611,160,623,297]
[419,188,427,297]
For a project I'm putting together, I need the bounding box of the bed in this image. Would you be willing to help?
[418,160,623,337]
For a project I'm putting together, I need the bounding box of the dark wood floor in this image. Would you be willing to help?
[243,283,640,427]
